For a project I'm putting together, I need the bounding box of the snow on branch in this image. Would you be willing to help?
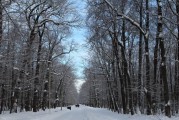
[165,100,171,106]
[144,87,148,93]
[13,67,20,71]
[103,0,146,38]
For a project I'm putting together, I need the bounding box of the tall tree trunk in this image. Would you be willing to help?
[115,40,126,113]
[109,31,126,114]
[112,20,120,113]
[0,84,5,114]
[111,53,119,112]
[0,1,3,113]
[121,45,134,115]
[0,0,2,47]
[121,20,128,114]
[42,80,48,111]
[10,44,17,113]
[138,0,143,113]
[145,0,152,115]
[19,25,36,112]
[105,64,117,111]
[33,25,45,112]
[153,2,160,112]
[42,54,52,110]
[156,0,171,117]
[153,25,159,115]
[24,28,36,112]
[175,0,179,114]
[121,19,134,115]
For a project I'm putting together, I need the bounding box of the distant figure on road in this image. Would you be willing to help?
[67,106,71,110]
[75,104,80,107]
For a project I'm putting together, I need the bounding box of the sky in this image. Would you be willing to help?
[70,27,87,92]
[68,0,88,91]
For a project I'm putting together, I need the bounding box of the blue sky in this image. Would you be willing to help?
[69,0,88,90]
[71,0,88,79]
[70,27,88,78]
[61,0,88,91]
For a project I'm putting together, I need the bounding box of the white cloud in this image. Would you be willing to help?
[75,79,85,93]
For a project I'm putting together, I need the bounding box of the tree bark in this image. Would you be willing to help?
[156,0,171,117]
[0,84,5,114]
[138,0,143,113]
[0,1,3,113]
[0,0,2,47]
[174,0,179,114]
[33,24,45,112]
[145,0,152,115]
[109,31,126,113]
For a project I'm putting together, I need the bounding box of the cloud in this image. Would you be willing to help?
[75,79,85,93]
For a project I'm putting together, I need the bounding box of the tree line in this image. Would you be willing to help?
[79,0,179,117]
[0,0,79,114]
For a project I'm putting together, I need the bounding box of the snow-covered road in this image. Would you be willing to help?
[0,105,179,120]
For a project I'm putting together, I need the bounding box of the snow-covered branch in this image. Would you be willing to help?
[103,0,146,37]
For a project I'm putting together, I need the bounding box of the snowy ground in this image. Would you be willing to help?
[0,105,179,120]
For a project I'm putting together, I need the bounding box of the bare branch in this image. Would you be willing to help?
[103,0,146,37]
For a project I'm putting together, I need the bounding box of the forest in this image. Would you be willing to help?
[0,0,179,119]
[79,0,179,118]
[0,0,79,114]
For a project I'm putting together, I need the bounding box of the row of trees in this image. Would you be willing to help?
[79,0,179,117]
[0,0,79,113]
